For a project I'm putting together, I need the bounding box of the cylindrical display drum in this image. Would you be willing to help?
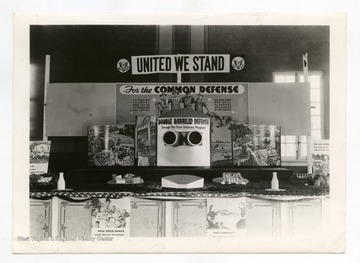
[185,131,202,146]
[163,131,182,146]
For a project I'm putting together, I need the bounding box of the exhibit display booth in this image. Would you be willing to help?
[29,75,328,240]
[26,24,333,249]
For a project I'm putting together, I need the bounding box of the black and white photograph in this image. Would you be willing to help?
[11,13,348,255]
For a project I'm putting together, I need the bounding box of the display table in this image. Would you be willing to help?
[30,176,328,200]
[30,190,328,238]
[30,167,328,199]
[29,168,329,239]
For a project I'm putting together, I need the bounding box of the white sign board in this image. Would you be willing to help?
[157,116,211,166]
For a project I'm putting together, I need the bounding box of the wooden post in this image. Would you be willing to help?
[303,53,312,174]
[303,53,309,82]
[43,55,51,141]
[307,135,313,174]
[177,72,182,83]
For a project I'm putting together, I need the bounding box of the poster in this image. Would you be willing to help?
[91,198,130,237]
[210,116,232,166]
[232,123,281,166]
[135,116,157,166]
[88,125,135,166]
[207,198,246,237]
[29,141,51,175]
[311,140,330,175]
[116,83,248,123]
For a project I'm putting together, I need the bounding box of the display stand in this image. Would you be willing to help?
[42,53,314,171]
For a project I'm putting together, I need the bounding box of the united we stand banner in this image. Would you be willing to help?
[115,83,249,123]
[116,54,246,75]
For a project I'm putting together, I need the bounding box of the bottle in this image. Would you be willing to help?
[271,172,279,190]
[325,175,330,187]
[57,172,66,190]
